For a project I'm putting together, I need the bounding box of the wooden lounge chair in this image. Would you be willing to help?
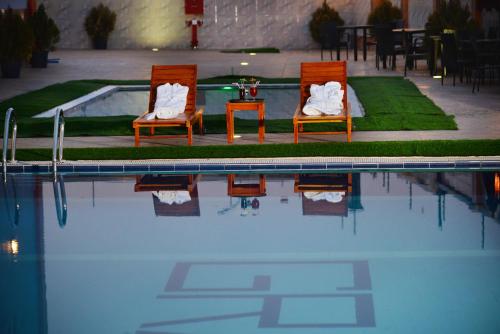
[134,174,201,217]
[293,61,351,143]
[132,65,204,146]
[294,174,352,217]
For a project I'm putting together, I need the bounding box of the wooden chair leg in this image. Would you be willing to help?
[347,117,352,143]
[293,121,299,144]
[149,127,155,136]
[134,127,140,147]
[187,123,193,146]
[199,115,204,135]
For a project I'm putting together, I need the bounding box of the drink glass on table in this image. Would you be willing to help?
[250,84,258,100]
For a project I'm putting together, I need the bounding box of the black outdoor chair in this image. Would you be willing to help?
[440,33,460,85]
[319,21,349,61]
[403,33,430,76]
[471,38,500,93]
[440,32,474,86]
[374,24,404,70]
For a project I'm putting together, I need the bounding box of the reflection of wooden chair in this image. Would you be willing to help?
[294,174,352,216]
[135,175,200,217]
[227,174,266,197]
[132,65,204,146]
[293,61,351,143]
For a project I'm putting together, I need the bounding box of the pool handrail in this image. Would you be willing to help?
[3,108,17,182]
[52,108,65,176]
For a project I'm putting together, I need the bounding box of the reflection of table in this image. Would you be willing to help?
[227,174,266,197]
[226,99,265,144]
[338,24,373,61]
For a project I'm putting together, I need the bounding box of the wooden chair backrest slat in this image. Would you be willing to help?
[148,65,197,115]
[300,61,348,109]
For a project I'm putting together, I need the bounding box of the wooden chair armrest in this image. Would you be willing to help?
[196,105,205,114]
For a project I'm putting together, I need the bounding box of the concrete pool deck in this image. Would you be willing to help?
[1,49,499,149]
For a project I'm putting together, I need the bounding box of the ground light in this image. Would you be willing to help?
[240,62,249,66]
[433,75,442,79]
[152,48,159,52]
[249,53,257,56]
[222,86,233,90]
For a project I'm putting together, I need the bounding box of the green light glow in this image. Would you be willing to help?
[222,86,233,90]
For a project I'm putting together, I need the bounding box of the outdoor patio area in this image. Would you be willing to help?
[1,48,499,149]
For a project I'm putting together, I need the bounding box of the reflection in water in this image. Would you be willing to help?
[135,174,201,217]
[2,175,20,227]
[53,175,67,228]
[1,171,500,334]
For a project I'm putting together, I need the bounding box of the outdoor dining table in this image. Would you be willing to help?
[338,24,374,61]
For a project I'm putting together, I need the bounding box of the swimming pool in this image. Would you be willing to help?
[1,171,500,333]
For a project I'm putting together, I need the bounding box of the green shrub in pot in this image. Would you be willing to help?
[367,0,402,25]
[28,4,60,68]
[0,8,34,78]
[309,0,345,44]
[84,3,117,50]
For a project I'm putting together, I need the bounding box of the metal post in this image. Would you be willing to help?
[52,109,65,177]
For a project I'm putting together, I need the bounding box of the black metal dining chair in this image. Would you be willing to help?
[374,24,404,70]
[319,21,349,61]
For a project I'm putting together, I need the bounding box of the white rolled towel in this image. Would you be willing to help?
[145,83,189,120]
[153,190,191,205]
[302,81,344,116]
[303,191,345,203]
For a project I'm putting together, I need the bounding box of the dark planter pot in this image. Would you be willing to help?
[92,37,108,50]
[1,61,22,78]
[31,50,49,68]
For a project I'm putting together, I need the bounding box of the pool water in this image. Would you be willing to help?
[1,171,500,334]
[61,86,365,119]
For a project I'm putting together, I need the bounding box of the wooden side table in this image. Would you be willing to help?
[226,99,265,144]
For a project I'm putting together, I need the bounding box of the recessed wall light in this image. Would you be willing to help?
[152,48,159,52]
[240,62,249,66]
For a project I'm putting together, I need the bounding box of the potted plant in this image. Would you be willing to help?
[425,0,477,36]
[84,3,117,50]
[0,8,34,78]
[367,0,402,25]
[309,0,345,44]
[28,4,60,68]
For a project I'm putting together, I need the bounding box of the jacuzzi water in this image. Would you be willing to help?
[1,171,499,334]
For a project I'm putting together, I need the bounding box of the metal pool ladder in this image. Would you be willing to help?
[52,108,65,177]
[2,108,17,182]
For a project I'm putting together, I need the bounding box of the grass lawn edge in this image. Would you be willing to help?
[4,139,500,162]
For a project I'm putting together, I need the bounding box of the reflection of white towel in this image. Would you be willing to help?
[153,191,191,205]
[145,83,189,120]
[302,81,344,116]
[304,191,345,203]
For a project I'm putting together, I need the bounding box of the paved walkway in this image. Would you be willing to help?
[1,49,499,148]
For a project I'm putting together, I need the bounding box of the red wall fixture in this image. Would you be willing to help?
[185,0,203,15]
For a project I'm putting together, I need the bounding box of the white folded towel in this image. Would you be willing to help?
[153,190,191,205]
[145,83,189,120]
[302,81,344,116]
[303,191,345,203]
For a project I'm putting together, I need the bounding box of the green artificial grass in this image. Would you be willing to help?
[1,76,457,138]
[220,47,280,53]
[4,140,500,161]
